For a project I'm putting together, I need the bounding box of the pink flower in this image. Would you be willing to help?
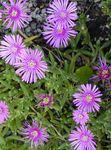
[73,84,102,112]
[15,48,48,83]
[0,34,25,65]
[43,23,77,48]
[0,101,10,124]
[91,58,111,89]
[73,110,89,125]
[3,0,30,32]
[69,126,96,150]
[21,120,49,148]
[35,94,54,108]
[47,0,78,28]
[92,58,111,81]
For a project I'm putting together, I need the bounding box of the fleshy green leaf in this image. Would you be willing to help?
[75,66,93,83]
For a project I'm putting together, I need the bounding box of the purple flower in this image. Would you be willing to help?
[47,0,78,28]
[73,84,102,112]
[15,48,48,83]
[73,110,89,125]
[35,94,54,108]
[0,101,10,124]
[21,120,49,148]
[69,126,96,150]
[0,11,2,20]
[0,34,25,65]
[92,58,111,81]
[43,23,77,48]
[3,0,30,32]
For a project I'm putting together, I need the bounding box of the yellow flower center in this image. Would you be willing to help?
[11,10,18,17]
[79,114,83,119]
[12,46,18,53]
[60,12,66,18]
[43,98,49,104]
[28,60,36,68]
[82,135,88,142]
[57,28,63,34]
[102,70,108,75]
[86,95,92,102]
[31,130,38,137]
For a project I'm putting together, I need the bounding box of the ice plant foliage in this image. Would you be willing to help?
[47,0,78,28]
[3,0,30,32]
[35,94,54,108]
[0,101,10,124]
[0,34,25,65]
[69,126,96,150]
[21,120,49,148]
[73,84,102,112]
[73,110,89,125]
[92,58,111,81]
[43,23,77,48]
[15,48,48,83]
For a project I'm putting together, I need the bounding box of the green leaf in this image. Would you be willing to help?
[58,143,71,150]
[35,45,43,50]
[19,82,31,99]
[75,66,93,83]
[24,35,38,45]
[0,137,5,145]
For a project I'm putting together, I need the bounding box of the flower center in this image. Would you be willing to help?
[12,46,18,53]
[57,28,63,34]
[43,98,50,104]
[79,114,83,119]
[101,69,110,79]
[85,94,93,102]
[31,130,38,138]
[11,10,18,17]
[60,12,66,18]
[28,60,36,68]
[82,135,88,142]
[9,7,20,19]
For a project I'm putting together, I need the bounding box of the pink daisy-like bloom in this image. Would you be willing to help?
[15,48,48,83]
[0,101,10,124]
[3,0,30,32]
[73,110,89,125]
[35,94,54,108]
[0,34,25,65]
[47,0,78,28]
[73,84,102,112]
[69,126,96,150]
[92,58,111,81]
[43,23,77,48]
[21,120,49,148]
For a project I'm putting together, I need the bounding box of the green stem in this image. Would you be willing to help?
[50,124,66,142]
[18,30,28,39]
[30,106,38,114]
[89,42,95,52]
